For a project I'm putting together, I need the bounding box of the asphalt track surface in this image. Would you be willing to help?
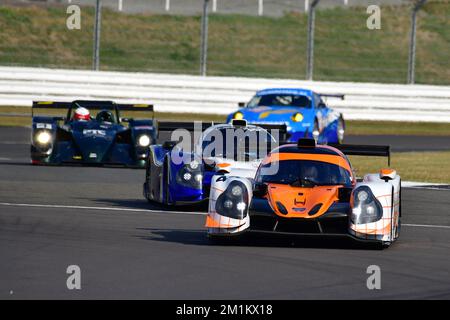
[1,126,450,299]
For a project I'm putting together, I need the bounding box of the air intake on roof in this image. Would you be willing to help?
[297,138,316,148]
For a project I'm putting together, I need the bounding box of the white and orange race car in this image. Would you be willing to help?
[205,138,401,248]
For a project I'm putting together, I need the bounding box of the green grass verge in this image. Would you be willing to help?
[0,2,449,84]
[345,120,450,136]
[349,151,450,183]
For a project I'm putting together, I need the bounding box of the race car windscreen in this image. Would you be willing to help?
[201,127,276,161]
[247,94,311,108]
[69,106,118,124]
[256,160,352,187]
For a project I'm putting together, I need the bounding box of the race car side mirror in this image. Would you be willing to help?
[238,102,246,108]
[253,183,268,198]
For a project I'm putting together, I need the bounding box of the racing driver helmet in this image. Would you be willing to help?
[73,107,91,121]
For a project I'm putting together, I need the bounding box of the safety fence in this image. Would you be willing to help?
[1,66,449,122]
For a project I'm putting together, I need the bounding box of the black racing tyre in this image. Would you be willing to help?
[381,241,391,249]
[164,157,171,205]
[144,155,152,202]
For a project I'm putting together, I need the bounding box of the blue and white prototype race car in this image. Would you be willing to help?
[143,120,285,206]
[227,88,345,144]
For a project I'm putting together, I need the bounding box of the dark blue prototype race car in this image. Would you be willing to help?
[31,100,155,167]
[228,88,345,144]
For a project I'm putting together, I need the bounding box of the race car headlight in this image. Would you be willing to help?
[233,112,244,120]
[351,186,383,224]
[137,134,151,147]
[35,130,52,145]
[189,160,200,170]
[231,185,243,197]
[292,112,303,122]
[215,181,249,219]
[176,162,203,189]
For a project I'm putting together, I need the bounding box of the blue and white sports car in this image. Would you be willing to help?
[143,120,283,206]
[227,88,345,144]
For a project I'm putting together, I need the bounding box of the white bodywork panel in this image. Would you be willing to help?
[349,173,401,242]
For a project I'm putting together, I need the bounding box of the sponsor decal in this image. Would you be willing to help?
[36,123,52,129]
[83,129,106,136]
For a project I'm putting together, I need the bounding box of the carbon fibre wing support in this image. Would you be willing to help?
[328,144,391,166]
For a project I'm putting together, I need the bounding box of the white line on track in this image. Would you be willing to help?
[402,223,450,229]
[0,157,11,161]
[0,202,206,216]
[1,202,450,230]
[0,141,27,144]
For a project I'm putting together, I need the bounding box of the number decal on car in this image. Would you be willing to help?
[216,176,227,182]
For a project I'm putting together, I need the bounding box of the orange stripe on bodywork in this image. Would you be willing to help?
[376,191,400,199]
[262,153,352,173]
[205,214,233,228]
[380,168,395,175]
[211,186,224,193]
[205,215,221,228]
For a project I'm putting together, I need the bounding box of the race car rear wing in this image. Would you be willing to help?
[319,94,345,100]
[328,143,391,166]
[33,100,153,110]
[156,121,288,142]
[116,103,154,112]
[32,100,154,118]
